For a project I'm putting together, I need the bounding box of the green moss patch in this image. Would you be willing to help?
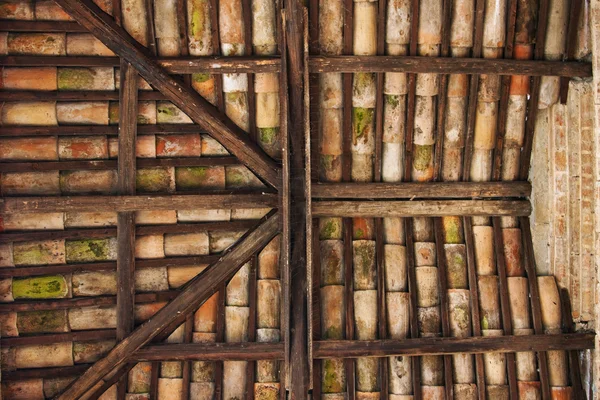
[66,238,115,263]
[353,107,374,142]
[413,144,433,171]
[17,310,68,333]
[136,168,173,192]
[58,68,95,90]
[12,275,68,299]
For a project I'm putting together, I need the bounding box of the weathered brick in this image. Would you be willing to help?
[7,33,66,55]
[59,136,109,160]
[0,137,58,161]
[108,134,156,158]
[201,134,229,156]
[1,171,60,196]
[136,167,176,192]
[69,306,117,330]
[156,101,193,124]
[128,362,152,393]
[0,312,18,337]
[0,278,14,302]
[17,309,69,334]
[2,67,57,90]
[135,235,165,259]
[66,238,118,262]
[56,101,109,125]
[58,67,115,91]
[15,343,73,368]
[177,209,231,222]
[164,233,209,256]
[135,267,169,292]
[135,302,166,324]
[175,166,226,190]
[60,170,117,194]
[43,377,76,399]
[66,33,114,56]
[0,243,14,267]
[12,275,69,299]
[167,265,207,288]
[73,340,115,363]
[225,165,265,189]
[157,134,202,157]
[108,101,156,125]
[72,271,117,296]
[3,213,64,231]
[1,380,44,400]
[209,231,245,253]
[13,240,66,266]
[64,212,118,227]
[136,210,177,225]
[0,0,34,19]
[35,0,72,20]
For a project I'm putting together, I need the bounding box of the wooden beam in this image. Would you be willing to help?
[311,182,531,199]
[0,157,239,173]
[55,212,280,399]
[116,60,137,400]
[3,365,92,381]
[0,19,87,31]
[0,220,256,244]
[52,0,280,188]
[0,90,167,102]
[1,193,277,213]
[1,330,116,347]
[0,55,280,73]
[0,290,180,313]
[308,55,592,76]
[130,342,285,361]
[312,334,595,358]
[0,124,214,137]
[311,200,531,217]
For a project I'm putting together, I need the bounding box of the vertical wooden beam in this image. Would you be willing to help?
[519,217,551,399]
[463,217,486,400]
[559,0,583,102]
[433,218,454,399]
[492,218,519,399]
[283,0,309,396]
[116,59,138,400]
[404,218,422,399]
[559,288,586,398]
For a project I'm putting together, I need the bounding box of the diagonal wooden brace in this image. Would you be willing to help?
[53,0,281,189]
[55,212,280,399]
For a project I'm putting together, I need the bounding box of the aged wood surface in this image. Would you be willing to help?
[312,200,532,217]
[55,212,280,399]
[52,0,280,188]
[0,55,281,73]
[1,193,277,213]
[308,56,591,76]
[0,157,239,172]
[131,342,285,361]
[311,182,531,198]
[313,334,595,358]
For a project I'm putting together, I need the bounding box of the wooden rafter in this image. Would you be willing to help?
[312,199,532,217]
[55,212,280,399]
[1,193,277,213]
[311,181,531,199]
[308,55,592,76]
[52,0,281,188]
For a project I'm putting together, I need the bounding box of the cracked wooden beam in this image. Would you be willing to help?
[55,212,280,399]
[52,0,281,188]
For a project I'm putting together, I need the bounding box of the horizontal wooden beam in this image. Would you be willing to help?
[131,342,285,361]
[311,181,531,199]
[309,55,592,77]
[0,124,210,137]
[1,329,116,347]
[3,365,92,381]
[0,20,87,32]
[313,333,595,358]
[0,255,220,278]
[0,56,280,73]
[0,156,239,173]
[0,291,179,313]
[312,200,531,217]
[0,220,257,243]
[1,192,277,213]
[0,90,167,102]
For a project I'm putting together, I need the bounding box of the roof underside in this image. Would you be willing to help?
[0,0,596,398]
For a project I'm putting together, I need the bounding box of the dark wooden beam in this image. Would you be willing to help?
[0,19,87,31]
[311,200,532,217]
[55,212,280,399]
[116,60,138,399]
[0,255,220,279]
[1,329,116,347]
[0,290,180,313]
[0,90,167,102]
[312,334,595,358]
[52,0,280,188]
[131,342,285,361]
[1,192,277,213]
[0,124,212,137]
[308,56,592,77]
[0,55,280,73]
[0,157,239,173]
[3,365,92,381]
[559,288,586,398]
[311,182,531,199]
[0,220,256,244]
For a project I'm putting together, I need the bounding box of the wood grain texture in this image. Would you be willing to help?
[131,342,285,361]
[1,193,277,213]
[312,333,595,358]
[312,200,532,217]
[52,0,280,188]
[308,56,591,76]
[55,212,280,399]
[311,182,531,199]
